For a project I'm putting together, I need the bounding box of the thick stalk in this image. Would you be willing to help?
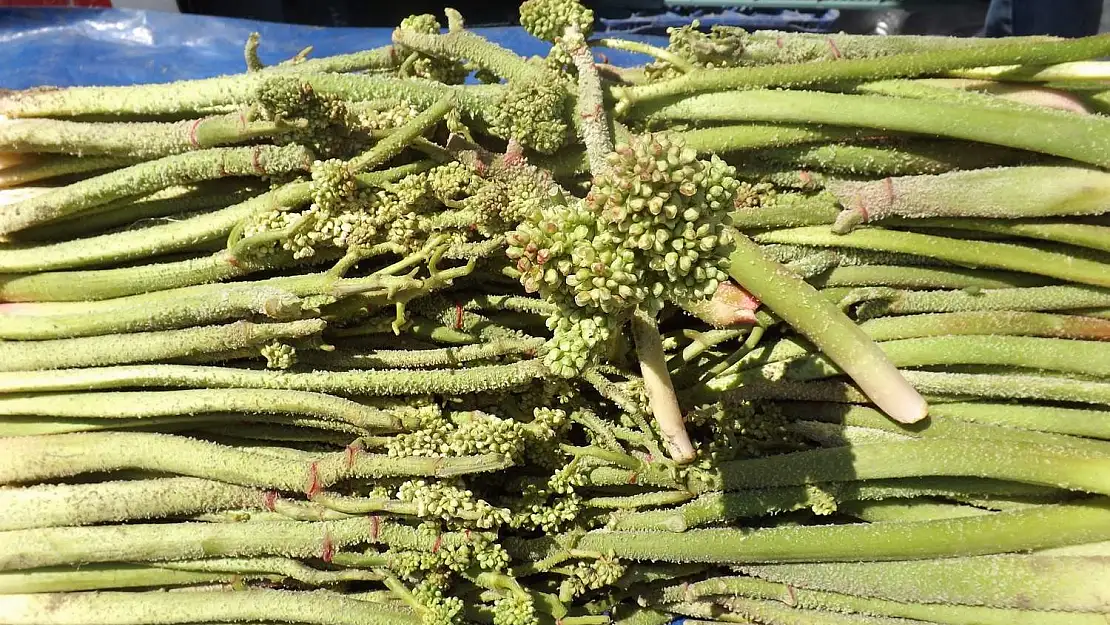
[0,113,285,157]
[0,477,264,531]
[575,497,1110,564]
[826,166,1110,233]
[947,60,1110,81]
[391,10,540,84]
[717,335,1110,388]
[0,431,511,488]
[0,144,313,236]
[0,319,325,370]
[639,90,1110,168]
[0,518,475,571]
[296,337,544,369]
[737,553,1110,612]
[703,437,1110,494]
[0,154,135,189]
[0,388,405,429]
[741,140,1032,178]
[0,589,419,624]
[856,311,1110,341]
[808,265,1051,290]
[727,231,927,424]
[620,34,1110,105]
[660,576,1096,625]
[0,565,248,594]
[901,218,1110,254]
[755,226,1110,288]
[840,285,1110,318]
[0,359,542,395]
[926,402,1110,440]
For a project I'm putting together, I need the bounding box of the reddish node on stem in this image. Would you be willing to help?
[454,301,465,330]
[344,444,359,469]
[826,37,843,59]
[187,118,204,148]
[369,515,381,541]
[431,534,444,553]
[883,177,895,206]
[463,529,472,541]
[251,146,264,174]
[238,110,248,131]
[798,170,813,186]
[785,585,798,607]
[686,281,761,327]
[321,532,334,562]
[225,254,241,268]
[854,194,870,223]
[263,491,278,511]
[306,461,322,498]
[776,37,784,48]
[627,471,638,485]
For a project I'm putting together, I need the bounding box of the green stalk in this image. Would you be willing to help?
[825,166,1110,233]
[841,285,1110,318]
[0,477,264,531]
[620,34,1110,106]
[0,431,511,488]
[0,564,249,594]
[947,60,1110,81]
[0,112,286,157]
[0,589,418,624]
[730,192,842,230]
[0,144,313,236]
[755,226,1110,288]
[0,154,135,189]
[738,553,1110,612]
[347,96,454,173]
[0,319,325,371]
[639,90,1110,168]
[808,265,1051,290]
[1,518,476,571]
[661,576,1097,625]
[0,186,290,273]
[391,9,540,84]
[703,437,1110,494]
[726,370,1110,406]
[0,46,399,119]
[0,359,545,396]
[740,140,1032,178]
[727,231,927,424]
[609,478,1056,532]
[13,181,258,243]
[857,311,1110,341]
[296,337,544,369]
[718,335,1110,388]
[680,124,882,154]
[0,388,405,429]
[925,402,1110,440]
[574,497,1110,564]
[632,311,696,463]
[899,218,1110,254]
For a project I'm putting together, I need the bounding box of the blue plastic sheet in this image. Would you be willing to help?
[0,8,672,89]
[599,7,838,33]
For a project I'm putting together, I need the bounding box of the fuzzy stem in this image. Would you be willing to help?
[347,96,454,173]
[856,311,1110,341]
[591,38,695,72]
[632,311,696,464]
[575,497,1110,564]
[726,370,1110,406]
[0,477,264,531]
[0,359,546,396]
[620,34,1110,106]
[736,554,1110,613]
[297,337,544,369]
[0,388,406,429]
[0,564,251,594]
[0,184,298,273]
[827,166,1110,233]
[840,285,1110,318]
[391,10,540,84]
[639,90,1110,168]
[727,231,927,424]
[756,226,1110,288]
[0,144,313,236]
[925,402,1110,440]
[0,319,325,371]
[0,154,136,189]
[565,29,614,176]
[901,218,1110,254]
[947,60,1110,81]
[807,265,1051,290]
[0,589,418,624]
[0,431,511,488]
[0,113,286,158]
[743,140,1033,178]
[717,335,1110,389]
